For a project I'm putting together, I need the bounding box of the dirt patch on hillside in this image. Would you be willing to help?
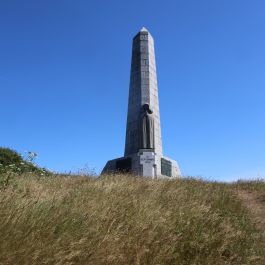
[235,190,265,237]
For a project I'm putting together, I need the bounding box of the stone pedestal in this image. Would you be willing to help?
[102,152,181,179]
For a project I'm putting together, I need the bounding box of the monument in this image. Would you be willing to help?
[102,27,181,178]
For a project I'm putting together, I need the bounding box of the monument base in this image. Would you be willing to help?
[102,150,181,179]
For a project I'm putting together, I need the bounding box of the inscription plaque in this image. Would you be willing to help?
[140,151,155,177]
[161,158,172,177]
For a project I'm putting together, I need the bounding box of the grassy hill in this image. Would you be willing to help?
[0,173,265,265]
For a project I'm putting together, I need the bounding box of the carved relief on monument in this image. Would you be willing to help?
[139,104,154,150]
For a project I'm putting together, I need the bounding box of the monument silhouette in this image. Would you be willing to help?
[102,27,181,178]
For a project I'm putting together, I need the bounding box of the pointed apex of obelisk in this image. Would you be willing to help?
[140,27,148,32]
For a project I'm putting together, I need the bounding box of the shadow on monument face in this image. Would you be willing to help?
[116,158,132,173]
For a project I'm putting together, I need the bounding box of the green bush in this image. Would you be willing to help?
[0,147,48,175]
[0,147,23,166]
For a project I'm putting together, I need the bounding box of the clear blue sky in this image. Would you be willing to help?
[1,0,264,181]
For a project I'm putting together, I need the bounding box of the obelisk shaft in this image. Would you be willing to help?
[124,28,162,156]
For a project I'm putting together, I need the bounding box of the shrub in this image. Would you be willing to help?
[0,147,48,175]
[0,147,23,166]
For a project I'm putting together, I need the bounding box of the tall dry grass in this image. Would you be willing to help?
[0,173,264,265]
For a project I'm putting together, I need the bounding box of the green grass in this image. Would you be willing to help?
[0,173,264,265]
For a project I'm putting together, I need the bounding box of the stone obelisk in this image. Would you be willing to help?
[124,27,162,157]
[102,27,181,178]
